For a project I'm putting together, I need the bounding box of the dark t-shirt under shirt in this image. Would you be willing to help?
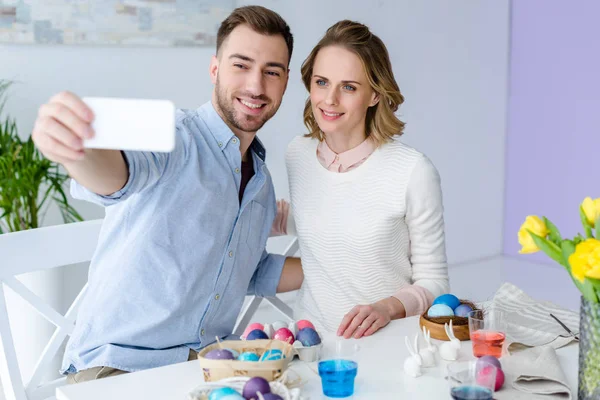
[239,156,255,203]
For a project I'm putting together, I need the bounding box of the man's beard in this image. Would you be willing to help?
[215,77,279,133]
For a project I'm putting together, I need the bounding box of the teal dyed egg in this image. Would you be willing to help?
[238,351,260,362]
[433,294,461,310]
[260,349,283,361]
[427,304,454,317]
[208,387,238,400]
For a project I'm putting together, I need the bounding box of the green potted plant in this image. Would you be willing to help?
[0,80,82,233]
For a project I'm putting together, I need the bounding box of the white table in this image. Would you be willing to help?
[56,315,579,400]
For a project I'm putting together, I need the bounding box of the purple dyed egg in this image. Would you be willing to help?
[261,394,283,400]
[245,329,269,340]
[296,327,321,346]
[242,376,271,399]
[454,303,473,317]
[204,349,235,360]
[477,355,502,370]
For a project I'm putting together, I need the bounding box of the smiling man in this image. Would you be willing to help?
[31,5,303,383]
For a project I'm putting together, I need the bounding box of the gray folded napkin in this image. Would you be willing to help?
[491,282,579,351]
[494,345,572,400]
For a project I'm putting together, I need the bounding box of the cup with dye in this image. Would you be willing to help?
[447,360,497,400]
[468,309,507,358]
[318,339,360,398]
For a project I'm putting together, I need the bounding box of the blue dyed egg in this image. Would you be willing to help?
[296,327,322,346]
[208,387,238,400]
[427,304,455,317]
[433,294,461,310]
[260,349,283,361]
[246,329,269,340]
[238,351,260,362]
[454,303,473,317]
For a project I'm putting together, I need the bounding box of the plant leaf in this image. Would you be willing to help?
[580,205,594,238]
[529,231,564,266]
[544,216,562,244]
[560,240,576,272]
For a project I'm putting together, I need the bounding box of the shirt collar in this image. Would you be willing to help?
[198,101,266,162]
[317,136,376,170]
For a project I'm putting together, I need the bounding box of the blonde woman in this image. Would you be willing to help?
[278,20,450,339]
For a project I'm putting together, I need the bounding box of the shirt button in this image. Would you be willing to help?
[235,167,240,173]
[215,294,220,300]
[201,329,205,336]
[229,251,234,258]
[232,138,238,144]
[218,142,223,147]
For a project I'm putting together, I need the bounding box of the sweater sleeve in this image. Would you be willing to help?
[393,155,450,317]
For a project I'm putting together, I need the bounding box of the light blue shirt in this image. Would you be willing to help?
[61,101,285,374]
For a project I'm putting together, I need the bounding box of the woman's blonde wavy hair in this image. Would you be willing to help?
[301,20,405,145]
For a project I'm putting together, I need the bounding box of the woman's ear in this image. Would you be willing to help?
[370,92,380,107]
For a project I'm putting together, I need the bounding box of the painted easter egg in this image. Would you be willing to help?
[271,320,288,331]
[454,303,473,317]
[208,387,238,400]
[433,294,461,310]
[204,349,235,360]
[260,349,284,361]
[273,327,295,344]
[477,355,502,371]
[224,348,240,358]
[242,323,264,339]
[263,323,274,339]
[296,319,315,330]
[477,364,505,391]
[238,352,260,362]
[245,329,269,340]
[261,394,284,400]
[427,304,455,317]
[242,376,271,399]
[296,327,321,347]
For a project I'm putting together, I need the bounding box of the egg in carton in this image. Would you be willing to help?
[242,319,323,362]
[291,320,323,362]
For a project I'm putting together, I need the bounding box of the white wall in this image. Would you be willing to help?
[0,0,510,383]
[2,0,511,263]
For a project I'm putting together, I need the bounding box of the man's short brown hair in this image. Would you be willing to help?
[216,5,294,64]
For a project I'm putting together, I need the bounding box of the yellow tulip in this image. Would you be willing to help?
[581,197,600,227]
[518,216,550,254]
[568,238,600,282]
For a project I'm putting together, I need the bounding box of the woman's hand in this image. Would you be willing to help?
[337,297,406,339]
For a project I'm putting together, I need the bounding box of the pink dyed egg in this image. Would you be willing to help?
[477,365,505,391]
[242,323,264,339]
[296,319,315,330]
[273,327,295,344]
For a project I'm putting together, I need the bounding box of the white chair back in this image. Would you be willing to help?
[0,220,297,400]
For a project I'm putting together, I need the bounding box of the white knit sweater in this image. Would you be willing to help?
[286,136,449,333]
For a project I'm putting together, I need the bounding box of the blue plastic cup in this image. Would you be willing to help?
[318,339,360,398]
[318,359,358,397]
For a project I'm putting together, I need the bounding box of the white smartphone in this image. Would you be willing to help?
[82,97,175,152]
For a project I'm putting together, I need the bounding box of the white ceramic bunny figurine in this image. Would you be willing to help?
[439,319,461,361]
[419,326,437,367]
[403,334,423,377]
